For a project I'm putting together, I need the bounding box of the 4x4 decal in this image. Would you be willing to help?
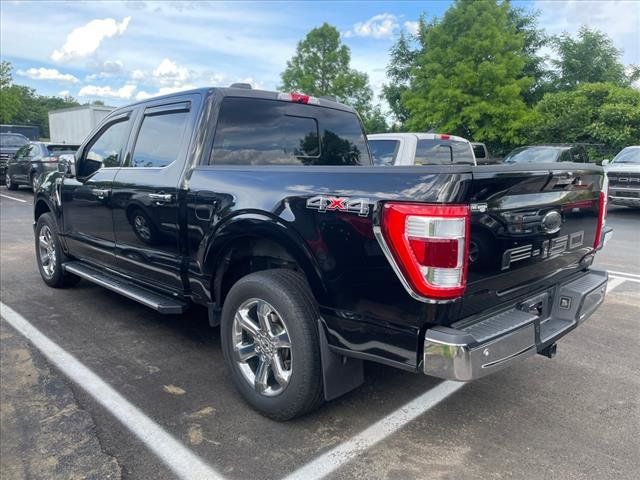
[306,195,370,217]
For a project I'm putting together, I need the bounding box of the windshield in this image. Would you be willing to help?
[369,139,400,166]
[611,147,640,164]
[503,146,563,163]
[0,134,29,148]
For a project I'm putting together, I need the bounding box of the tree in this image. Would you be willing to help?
[403,0,534,154]
[0,61,23,123]
[280,23,386,133]
[528,82,640,159]
[551,27,638,89]
[382,31,419,126]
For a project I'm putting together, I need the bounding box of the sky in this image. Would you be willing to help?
[1,0,639,109]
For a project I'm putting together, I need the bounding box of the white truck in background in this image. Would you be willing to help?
[48,105,113,144]
[367,132,476,166]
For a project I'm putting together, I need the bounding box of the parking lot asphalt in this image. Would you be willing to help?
[1,187,639,480]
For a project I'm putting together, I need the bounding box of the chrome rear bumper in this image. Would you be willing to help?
[423,270,608,381]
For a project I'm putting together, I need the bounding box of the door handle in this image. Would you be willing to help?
[92,188,109,199]
[148,193,173,203]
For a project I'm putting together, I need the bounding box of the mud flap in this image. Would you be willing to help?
[318,319,364,401]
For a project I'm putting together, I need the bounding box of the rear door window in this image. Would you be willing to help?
[129,108,190,168]
[369,139,400,166]
[415,139,475,165]
[210,97,369,166]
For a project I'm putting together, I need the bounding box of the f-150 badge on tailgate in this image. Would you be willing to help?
[501,231,584,270]
[306,195,370,216]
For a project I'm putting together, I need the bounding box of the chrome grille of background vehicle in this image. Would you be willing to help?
[607,172,640,187]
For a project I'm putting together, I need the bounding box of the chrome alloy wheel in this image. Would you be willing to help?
[232,298,292,397]
[133,214,151,242]
[38,225,56,278]
[5,173,11,186]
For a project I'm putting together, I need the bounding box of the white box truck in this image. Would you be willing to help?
[48,105,113,144]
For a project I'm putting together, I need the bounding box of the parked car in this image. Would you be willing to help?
[34,86,611,420]
[503,144,589,164]
[1,132,30,185]
[6,142,79,190]
[603,146,640,208]
[368,133,476,166]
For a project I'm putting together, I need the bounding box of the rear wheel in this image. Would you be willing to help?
[6,172,18,190]
[221,269,323,420]
[35,213,80,288]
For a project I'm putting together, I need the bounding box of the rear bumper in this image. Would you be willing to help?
[422,269,608,381]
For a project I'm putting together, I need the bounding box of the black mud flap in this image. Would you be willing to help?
[318,319,364,401]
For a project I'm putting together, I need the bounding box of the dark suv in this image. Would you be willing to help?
[1,132,29,185]
[6,142,79,190]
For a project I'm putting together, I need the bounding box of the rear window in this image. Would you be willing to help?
[210,97,370,166]
[369,139,400,166]
[46,144,79,155]
[472,144,486,159]
[415,139,475,165]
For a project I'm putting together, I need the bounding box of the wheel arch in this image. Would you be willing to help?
[202,213,328,310]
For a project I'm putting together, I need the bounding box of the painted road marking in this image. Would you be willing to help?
[283,380,465,480]
[607,276,627,292]
[608,270,640,279]
[0,193,29,204]
[0,302,225,480]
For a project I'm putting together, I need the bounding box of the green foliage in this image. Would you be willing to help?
[551,27,635,89]
[0,61,23,123]
[382,31,418,125]
[527,83,640,159]
[0,61,80,138]
[280,23,387,133]
[403,0,534,154]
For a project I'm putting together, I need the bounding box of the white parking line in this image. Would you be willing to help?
[607,276,627,292]
[608,270,640,279]
[0,302,225,480]
[0,193,29,204]
[283,380,465,480]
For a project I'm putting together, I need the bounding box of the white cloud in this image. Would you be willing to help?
[534,0,640,65]
[130,68,146,81]
[85,60,126,81]
[51,17,131,62]
[17,67,79,83]
[58,90,70,97]
[78,84,137,99]
[345,13,399,39]
[152,58,190,86]
[403,21,420,36]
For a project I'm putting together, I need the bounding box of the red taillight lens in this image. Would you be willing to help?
[593,191,607,248]
[380,203,470,300]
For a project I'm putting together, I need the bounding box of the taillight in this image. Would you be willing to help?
[438,134,450,140]
[277,92,320,105]
[593,190,608,248]
[379,203,470,300]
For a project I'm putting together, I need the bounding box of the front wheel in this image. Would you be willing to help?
[35,213,80,288]
[221,269,323,420]
[6,172,18,190]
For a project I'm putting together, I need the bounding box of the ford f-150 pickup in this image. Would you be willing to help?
[34,86,612,420]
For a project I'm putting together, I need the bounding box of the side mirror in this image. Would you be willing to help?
[58,154,76,177]
[601,159,610,166]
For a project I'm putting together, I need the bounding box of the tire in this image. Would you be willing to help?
[221,269,323,420]
[6,172,18,190]
[35,213,80,288]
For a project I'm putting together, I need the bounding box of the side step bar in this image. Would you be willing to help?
[63,261,188,314]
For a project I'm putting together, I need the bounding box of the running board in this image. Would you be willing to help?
[63,261,188,314]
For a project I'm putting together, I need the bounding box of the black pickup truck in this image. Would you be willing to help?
[33,86,612,420]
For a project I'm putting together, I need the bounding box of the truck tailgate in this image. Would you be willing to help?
[462,164,606,317]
